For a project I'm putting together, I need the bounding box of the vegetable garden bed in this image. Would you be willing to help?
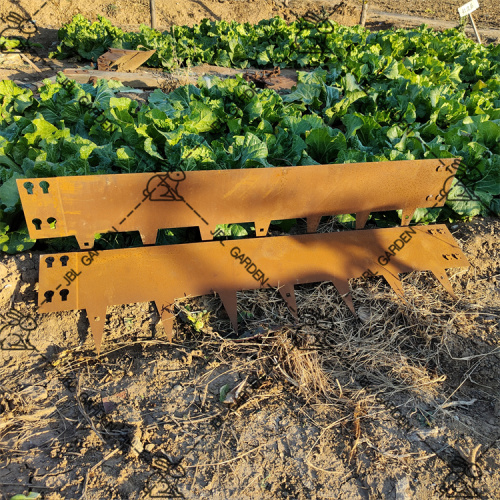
[0,16,499,254]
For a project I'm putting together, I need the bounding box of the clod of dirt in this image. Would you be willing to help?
[19,385,48,402]
[129,426,144,456]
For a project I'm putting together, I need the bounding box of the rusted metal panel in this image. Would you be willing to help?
[18,159,459,249]
[38,225,469,353]
[97,48,156,72]
[242,66,296,90]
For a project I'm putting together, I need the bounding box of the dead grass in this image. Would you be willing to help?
[162,245,496,418]
[1,220,497,499]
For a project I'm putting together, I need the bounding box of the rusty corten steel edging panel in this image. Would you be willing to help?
[38,225,469,353]
[18,159,459,249]
[97,48,156,72]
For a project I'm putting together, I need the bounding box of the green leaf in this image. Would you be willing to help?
[0,225,36,254]
[305,128,346,163]
[476,121,500,150]
[475,159,500,196]
[343,73,363,92]
[490,198,500,216]
[282,83,321,106]
[271,219,296,231]
[230,133,269,168]
[116,146,137,172]
[214,223,248,238]
[10,493,41,500]
[229,224,248,237]
[219,384,230,402]
[184,102,217,133]
[446,181,483,218]
[0,173,23,208]
[342,114,364,138]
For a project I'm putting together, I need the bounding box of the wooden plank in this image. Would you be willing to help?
[62,69,166,87]
[150,0,157,29]
[360,0,369,27]
[19,52,42,73]
[97,48,156,72]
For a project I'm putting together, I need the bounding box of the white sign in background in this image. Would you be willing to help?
[458,0,479,17]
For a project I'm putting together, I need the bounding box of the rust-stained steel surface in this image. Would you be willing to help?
[38,225,469,353]
[242,67,298,91]
[18,159,459,249]
[97,48,156,72]
[243,66,284,88]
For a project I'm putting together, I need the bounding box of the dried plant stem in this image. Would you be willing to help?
[186,442,271,468]
[76,375,106,445]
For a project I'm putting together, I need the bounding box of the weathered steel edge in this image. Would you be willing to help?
[37,224,469,352]
[18,158,460,247]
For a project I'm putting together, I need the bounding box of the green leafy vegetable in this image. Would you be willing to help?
[0,17,498,254]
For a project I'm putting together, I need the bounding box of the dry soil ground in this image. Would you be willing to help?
[0,1,500,500]
[0,219,499,500]
[1,0,500,82]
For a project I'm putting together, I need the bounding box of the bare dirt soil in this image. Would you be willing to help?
[1,218,499,500]
[371,0,498,29]
[1,1,500,499]
[1,0,499,32]
[1,0,499,84]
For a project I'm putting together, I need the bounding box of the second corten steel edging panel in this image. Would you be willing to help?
[18,159,459,249]
[38,225,469,353]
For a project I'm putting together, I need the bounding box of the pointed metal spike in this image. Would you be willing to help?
[254,220,270,237]
[217,290,238,332]
[199,225,214,241]
[139,229,158,245]
[19,159,460,245]
[355,211,370,230]
[400,207,415,226]
[156,301,176,341]
[76,235,95,250]
[381,271,406,299]
[331,277,356,316]
[432,270,457,299]
[307,215,322,234]
[278,284,298,319]
[160,316,175,342]
[87,308,106,354]
[37,223,470,354]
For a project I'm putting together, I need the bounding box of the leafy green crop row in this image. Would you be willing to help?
[50,15,500,75]
[0,17,499,254]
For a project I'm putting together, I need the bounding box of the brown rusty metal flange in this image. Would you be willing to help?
[97,48,156,72]
[242,66,297,91]
[18,159,460,249]
[243,66,281,88]
[38,225,469,353]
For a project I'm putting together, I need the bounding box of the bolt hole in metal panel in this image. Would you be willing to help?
[37,225,469,353]
[17,159,460,249]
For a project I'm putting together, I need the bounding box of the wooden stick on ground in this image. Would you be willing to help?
[360,0,369,27]
[469,13,482,44]
[19,52,42,73]
[150,0,157,30]
[76,375,106,445]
